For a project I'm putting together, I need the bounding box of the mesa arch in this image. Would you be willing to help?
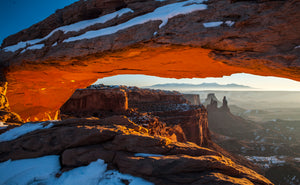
[1,0,299,121]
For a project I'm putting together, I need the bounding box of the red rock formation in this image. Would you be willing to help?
[0,0,298,120]
[60,85,209,146]
[0,117,273,185]
[154,108,211,146]
[60,87,128,115]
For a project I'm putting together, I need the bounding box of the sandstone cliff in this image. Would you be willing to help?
[183,94,201,105]
[61,84,210,146]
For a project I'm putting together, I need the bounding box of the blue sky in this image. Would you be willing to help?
[0,0,78,44]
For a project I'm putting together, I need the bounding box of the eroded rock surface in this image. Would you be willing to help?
[61,85,210,146]
[0,0,299,120]
[0,116,273,185]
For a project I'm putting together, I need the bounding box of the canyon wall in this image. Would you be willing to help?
[60,85,210,146]
[183,94,201,105]
[60,88,128,114]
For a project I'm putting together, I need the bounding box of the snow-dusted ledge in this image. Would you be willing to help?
[0,156,153,185]
[203,20,235,28]
[64,0,208,43]
[0,122,54,142]
[21,44,45,53]
[3,8,134,52]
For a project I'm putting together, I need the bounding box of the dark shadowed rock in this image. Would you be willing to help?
[0,112,273,185]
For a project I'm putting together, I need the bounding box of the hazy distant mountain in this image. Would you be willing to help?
[149,83,253,89]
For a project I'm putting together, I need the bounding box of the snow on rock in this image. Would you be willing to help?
[52,159,107,185]
[26,44,45,50]
[0,156,154,185]
[100,170,154,185]
[64,0,208,42]
[245,156,285,168]
[203,20,235,28]
[21,44,45,53]
[3,41,28,52]
[0,122,54,142]
[0,155,60,185]
[55,8,133,33]
[176,103,192,111]
[3,8,134,52]
[225,21,235,27]
[134,153,164,157]
[203,21,223,28]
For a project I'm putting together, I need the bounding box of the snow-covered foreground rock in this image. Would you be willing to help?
[0,122,54,142]
[0,156,153,185]
[0,115,273,185]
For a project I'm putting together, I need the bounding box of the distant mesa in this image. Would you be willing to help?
[149,83,253,90]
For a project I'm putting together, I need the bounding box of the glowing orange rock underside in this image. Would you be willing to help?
[6,46,298,121]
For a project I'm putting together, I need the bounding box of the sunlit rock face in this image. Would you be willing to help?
[0,0,299,120]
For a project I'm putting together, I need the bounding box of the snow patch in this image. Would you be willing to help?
[0,156,153,185]
[0,155,60,185]
[3,8,134,52]
[203,20,235,28]
[64,0,208,42]
[134,153,164,157]
[225,20,235,27]
[245,156,285,168]
[21,44,45,53]
[0,122,54,142]
[3,41,28,52]
[27,43,45,50]
[203,21,223,28]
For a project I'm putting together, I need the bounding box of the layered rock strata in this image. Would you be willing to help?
[61,85,210,146]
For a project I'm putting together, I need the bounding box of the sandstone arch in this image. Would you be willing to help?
[0,0,299,120]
